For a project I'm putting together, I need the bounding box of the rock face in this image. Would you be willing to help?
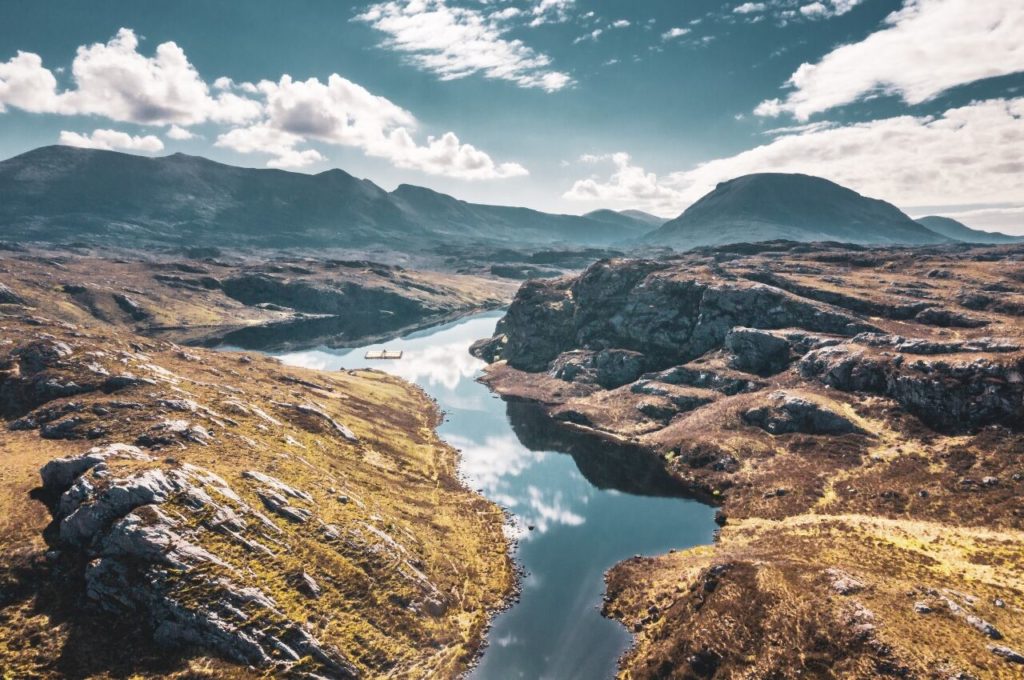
[800,343,1024,431]
[40,444,358,677]
[495,259,871,373]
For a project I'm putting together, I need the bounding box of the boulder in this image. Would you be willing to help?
[725,327,791,375]
[743,392,862,436]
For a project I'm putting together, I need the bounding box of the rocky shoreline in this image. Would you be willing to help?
[472,241,1024,678]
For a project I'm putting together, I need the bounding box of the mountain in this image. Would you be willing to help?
[0,146,640,249]
[618,209,669,228]
[583,209,668,231]
[915,215,1022,244]
[644,173,948,250]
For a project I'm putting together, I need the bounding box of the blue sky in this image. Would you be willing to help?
[0,0,1021,231]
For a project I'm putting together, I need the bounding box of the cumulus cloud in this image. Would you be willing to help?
[216,74,527,178]
[757,0,1024,120]
[564,152,685,213]
[356,0,572,91]
[529,0,576,27]
[0,28,262,126]
[166,124,194,140]
[59,128,164,153]
[734,3,766,14]
[566,98,1024,215]
[661,27,691,40]
[0,28,526,179]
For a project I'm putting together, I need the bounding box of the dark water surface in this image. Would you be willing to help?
[273,311,715,680]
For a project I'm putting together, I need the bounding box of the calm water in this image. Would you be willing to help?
[273,311,715,680]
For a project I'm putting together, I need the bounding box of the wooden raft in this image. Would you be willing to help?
[364,349,403,360]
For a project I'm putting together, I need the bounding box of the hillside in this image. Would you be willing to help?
[0,146,639,250]
[645,173,948,249]
[916,215,1022,244]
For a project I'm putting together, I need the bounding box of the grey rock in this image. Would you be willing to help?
[990,645,1024,664]
[743,391,862,436]
[725,327,791,375]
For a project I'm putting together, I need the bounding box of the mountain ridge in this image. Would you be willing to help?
[915,215,1022,244]
[0,146,639,249]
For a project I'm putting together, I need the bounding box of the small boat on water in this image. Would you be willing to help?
[364,349,403,360]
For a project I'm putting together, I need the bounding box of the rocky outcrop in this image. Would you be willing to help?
[742,392,863,435]
[725,327,792,375]
[39,444,358,677]
[0,281,25,305]
[495,259,873,373]
[549,348,647,388]
[800,343,1024,431]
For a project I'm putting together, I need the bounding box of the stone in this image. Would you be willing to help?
[743,391,861,436]
[965,615,1002,639]
[826,568,865,595]
[990,646,1024,664]
[725,327,792,375]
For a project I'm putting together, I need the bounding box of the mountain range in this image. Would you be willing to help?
[0,146,643,249]
[0,146,1017,252]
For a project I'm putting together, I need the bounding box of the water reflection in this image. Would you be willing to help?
[273,311,715,680]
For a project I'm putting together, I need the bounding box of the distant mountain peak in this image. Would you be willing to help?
[915,215,1022,244]
[645,172,947,250]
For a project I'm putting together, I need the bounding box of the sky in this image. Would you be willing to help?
[0,0,1021,232]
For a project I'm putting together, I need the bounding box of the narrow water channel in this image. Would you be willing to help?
[273,311,716,680]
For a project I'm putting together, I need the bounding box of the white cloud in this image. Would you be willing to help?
[611,19,631,28]
[661,27,691,40]
[573,29,603,44]
[564,152,685,213]
[758,0,1024,120]
[356,0,572,92]
[59,128,164,153]
[218,74,527,179]
[0,51,61,113]
[166,124,194,140]
[734,3,766,14]
[799,2,828,17]
[0,28,263,126]
[1,28,525,179]
[529,0,575,27]
[566,98,1024,215]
